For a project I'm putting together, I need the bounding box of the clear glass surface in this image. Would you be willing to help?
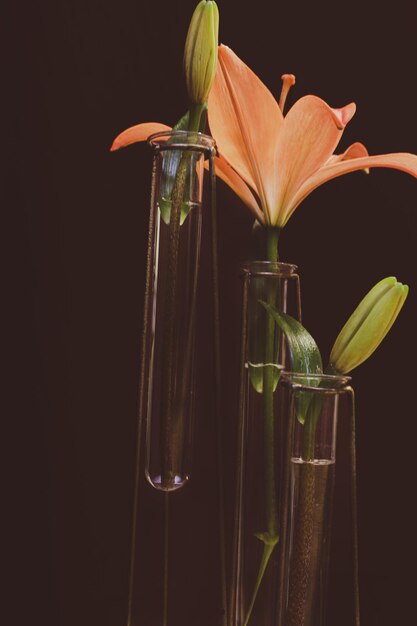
[278,373,354,626]
[143,131,214,491]
[232,262,301,626]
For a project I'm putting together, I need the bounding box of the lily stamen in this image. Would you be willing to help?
[278,74,296,113]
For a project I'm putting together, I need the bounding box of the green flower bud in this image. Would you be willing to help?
[184,1,219,105]
[329,277,409,374]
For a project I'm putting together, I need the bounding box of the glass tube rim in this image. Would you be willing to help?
[148,129,216,155]
[240,260,298,277]
[280,371,352,393]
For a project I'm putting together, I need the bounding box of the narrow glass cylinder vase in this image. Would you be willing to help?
[143,130,216,492]
[277,372,354,626]
[128,131,222,626]
[231,262,301,626]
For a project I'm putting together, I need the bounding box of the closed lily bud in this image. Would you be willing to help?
[184,1,219,105]
[329,277,409,374]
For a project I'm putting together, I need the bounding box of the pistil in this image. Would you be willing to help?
[278,73,296,113]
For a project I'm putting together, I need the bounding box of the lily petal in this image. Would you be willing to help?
[282,152,417,225]
[214,155,264,223]
[272,96,356,224]
[208,45,283,221]
[327,142,369,165]
[111,122,171,151]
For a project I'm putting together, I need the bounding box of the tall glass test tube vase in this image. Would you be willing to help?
[142,130,216,491]
[231,262,301,626]
[277,372,356,626]
[128,130,218,626]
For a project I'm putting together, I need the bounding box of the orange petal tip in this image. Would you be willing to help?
[333,102,356,129]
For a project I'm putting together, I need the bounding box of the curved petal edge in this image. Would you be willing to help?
[110,122,172,151]
[282,152,417,226]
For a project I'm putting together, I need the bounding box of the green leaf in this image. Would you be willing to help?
[158,197,192,225]
[173,111,191,132]
[260,302,323,376]
[254,530,279,547]
[248,362,281,394]
[260,302,323,423]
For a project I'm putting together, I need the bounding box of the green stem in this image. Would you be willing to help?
[286,462,331,626]
[302,364,339,460]
[302,402,319,461]
[243,541,277,626]
[244,227,280,626]
[264,227,279,534]
[189,103,204,132]
[266,227,280,264]
[290,369,341,623]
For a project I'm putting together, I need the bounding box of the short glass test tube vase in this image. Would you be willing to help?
[277,372,355,626]
[231,262,301,626]
[141,130,216,492]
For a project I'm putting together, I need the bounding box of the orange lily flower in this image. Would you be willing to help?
[207,45,417,227]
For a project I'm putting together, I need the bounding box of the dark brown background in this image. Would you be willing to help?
[3,1,416,625]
